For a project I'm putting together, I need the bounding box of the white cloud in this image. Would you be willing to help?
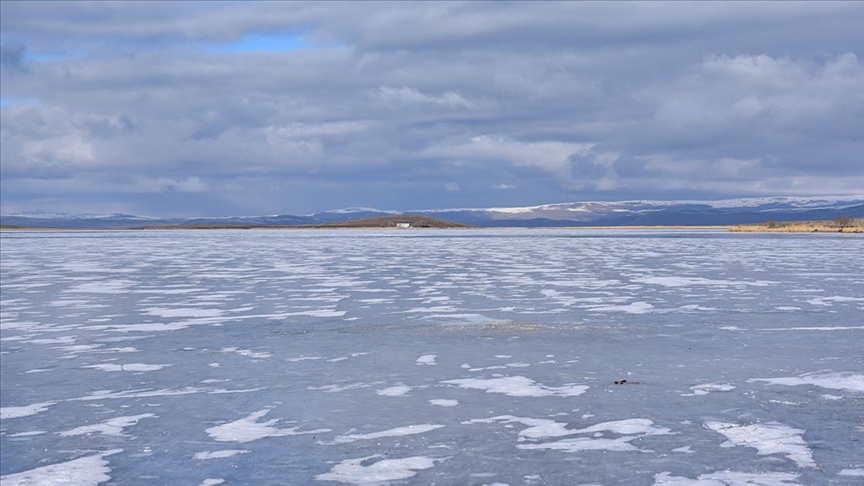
[376,86,474,109]
[493,183,515,190]
[443,182,460,192]
[426,136,594,181]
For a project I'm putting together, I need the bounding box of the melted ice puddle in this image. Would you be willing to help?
[316,455,445,485]
[206,409,331,443]
[704,421,815,468]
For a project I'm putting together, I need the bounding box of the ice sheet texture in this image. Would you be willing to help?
[1,229,862,485]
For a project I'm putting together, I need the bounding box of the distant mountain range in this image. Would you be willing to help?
[2,196,863,229]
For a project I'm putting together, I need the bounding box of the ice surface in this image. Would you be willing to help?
[838,469,864,477]
[193,450,251,460]
[0,402,55,420]
[587,301,654,314]
[59,413,155,437]
[81,363,171,372]
[0,449,121,486]
[206,409,331,443]
[326,424,445,444]
[376,385,413,396]
[464,415,575,439]
[2,229,862,484]
[429,399,459,407]
[682,383,735,396]
[748,372,864,393]
[442,376,588,397]
[316,455,444,485]
[652,471,801,485]
[704,421,815,468]
[634,277,774,287]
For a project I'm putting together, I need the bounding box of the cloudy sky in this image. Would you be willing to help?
[1,1,862,216]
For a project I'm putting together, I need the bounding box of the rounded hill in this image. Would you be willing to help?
[309,214,471,228]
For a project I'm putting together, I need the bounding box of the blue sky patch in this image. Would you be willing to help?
[0,97,37,108]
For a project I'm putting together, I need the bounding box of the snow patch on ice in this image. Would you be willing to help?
[757,326,864,331]
[429,399,459,407]
[653,471,801,485]
[326,424,445,445]
[463,416,575,439]
[316,455,444,485]
[82,363,171,372]
[748,372,864,393]
[516,418,674,453]
[587,302,654,314]
[681,383,735,396]
[9,431,47,437]
[634,277,773,287]
[194,450,251,460]
[672,446,695,454]
[377,385,412,397]
[442,376,588,397]
[466,416,673,453]
[0,449,122,486]
[838,469,864,477]
[0,401,56,420]
[206,409,330,443]
[220,347,272,359]
[60,413,155,437]
[416,354,437,365]
[704,421,815,468]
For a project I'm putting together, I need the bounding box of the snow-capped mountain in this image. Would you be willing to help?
[2,196,862,228]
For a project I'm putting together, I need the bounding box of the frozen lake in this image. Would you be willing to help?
[1,229,862,485]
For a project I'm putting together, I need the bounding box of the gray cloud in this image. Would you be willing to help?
[1,1,862,215]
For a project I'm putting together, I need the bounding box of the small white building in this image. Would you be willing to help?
[395,222,411,228]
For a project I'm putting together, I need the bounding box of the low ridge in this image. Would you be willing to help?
[307,214,471,229]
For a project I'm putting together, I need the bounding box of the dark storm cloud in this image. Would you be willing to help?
[0,1,862,215]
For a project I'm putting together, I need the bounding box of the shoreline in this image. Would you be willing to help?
[2,224,861,233]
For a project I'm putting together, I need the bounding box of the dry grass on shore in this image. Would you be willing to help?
[730,218,863,233]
